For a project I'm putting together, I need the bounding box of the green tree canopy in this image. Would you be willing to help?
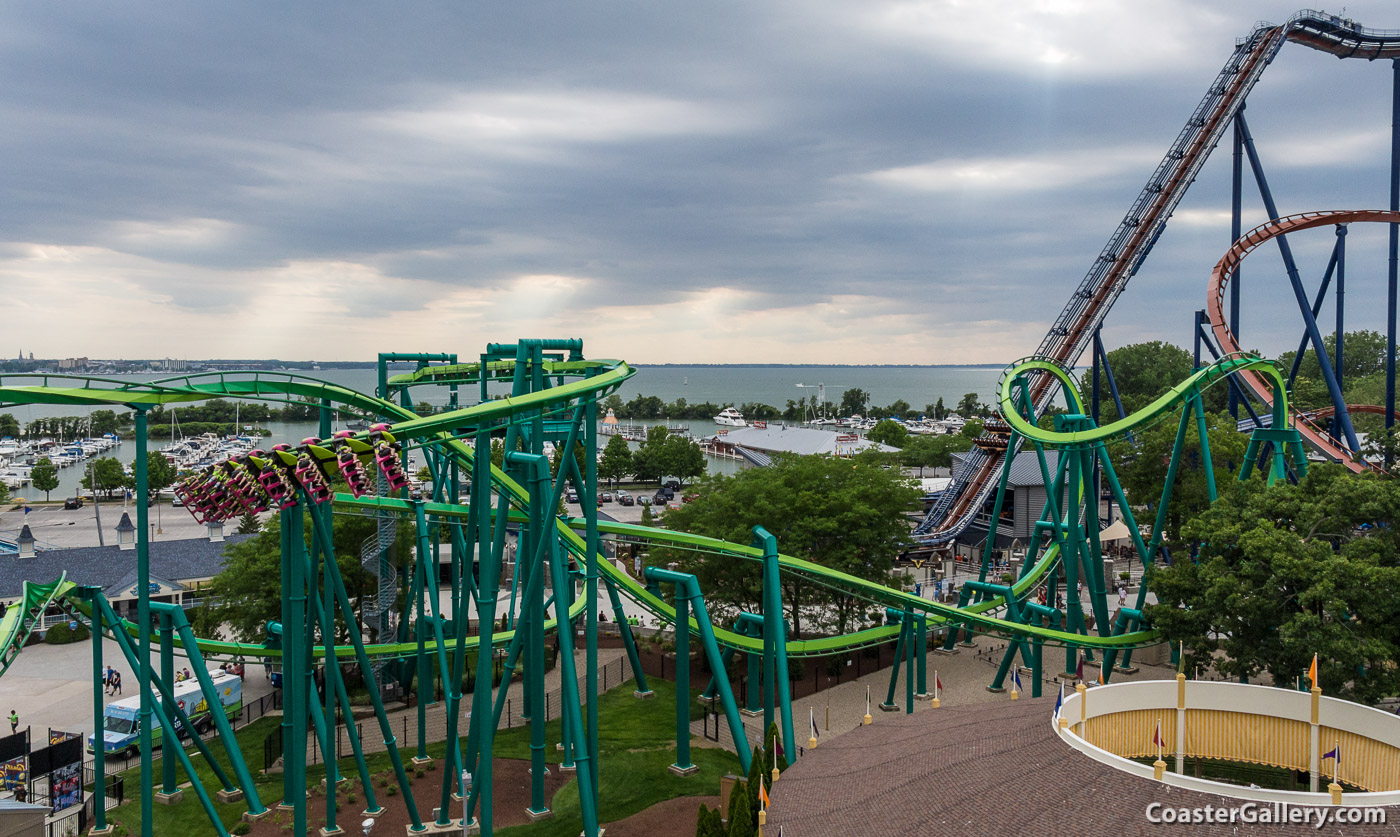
[80,457,129,499]
[598,433,633,487]
[660,454,919,637]
[30,457,59,501]
[899,434,973,471]
[1108,409,1250,552]
[210,512,379,644]
[141,451,179,495]
[866,419,909,449]
[1076,341,1227,416]
[0,414,19,437]
[839,388,870,417]
[1147,467,1400,703]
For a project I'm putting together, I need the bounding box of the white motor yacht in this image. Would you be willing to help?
[713,407,746,427]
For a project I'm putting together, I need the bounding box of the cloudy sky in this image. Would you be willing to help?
[3,1,1399,364]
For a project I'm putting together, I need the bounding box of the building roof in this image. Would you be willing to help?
[0,535,252,601]
[953,450,1061,487]
[713,424,898,458]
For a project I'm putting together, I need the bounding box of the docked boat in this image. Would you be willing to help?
[713,407,746,427]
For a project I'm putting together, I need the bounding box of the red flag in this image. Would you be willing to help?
[1152,720,1164,748]
[1075,656,1084,681]
[935,674,943,692]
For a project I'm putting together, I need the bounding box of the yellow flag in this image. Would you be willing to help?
[1308,654,1318,688]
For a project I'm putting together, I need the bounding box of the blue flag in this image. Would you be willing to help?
[1054,683,1064,716]
[22,506,30,515]
[1012,669,1023,692]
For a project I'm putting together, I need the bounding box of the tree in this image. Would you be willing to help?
[211,513,378,644]
[839,388,870,417]
[1147,468,1400,704]
[929,397,948,420]
[1077,341,1226,416]
[599,434,633,487]
[89,409,121,436]
[1108,410,1250,553]
[235,512,261,535]
[639,502,654,528]
[631,426,671,484]
[661,454,920,637]
[0,414,20,437]
[727,778,754,837]
[141,451,179,495]
[30,457,58,501]
[955,392,982,418]
[900,434,972,472]
[657,435,705,486]
[745,747,765,827]
[80,457,129,499]
[866,419,909,449]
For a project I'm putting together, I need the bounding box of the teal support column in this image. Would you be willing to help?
[584,388,600,808]
[415,540,429,761]
[94,599,230,837]
[133,406,154,837]
[670,590,694,773]
[644,567,752,775]
[294,541,378,817]
[285,501,308,835]
[157,606,265,814]
[279,508,295,809]
[158,612,177,795]
[602,574,651,696]
[88,589,107,831]
[915,613,928,697]
[465,411,500,833]
[321,503,339,834]
[306,504,423,830]
[882,616,906,710]
[904,610,914,715]
[753,526,795,760]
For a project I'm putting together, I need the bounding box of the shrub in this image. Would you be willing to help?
[231,823,252,835]
[786,657,805,681]
[45,622,87,644]
[385,785,398,796]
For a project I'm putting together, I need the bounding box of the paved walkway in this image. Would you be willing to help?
[690,632,1177,757]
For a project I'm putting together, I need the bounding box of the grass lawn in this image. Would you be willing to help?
[101,675,741,835]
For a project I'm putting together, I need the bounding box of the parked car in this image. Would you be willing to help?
[659,486,675,500]
[637,496,653,507]
[682,493,698,504]
[652,491,669,505]
[601,491,613,502]
[63,497,83,510]
[618,494,635,506]
[565,489,578,503]
[663,480,681,491]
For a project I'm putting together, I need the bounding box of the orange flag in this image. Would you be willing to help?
[1308,654,1318,688]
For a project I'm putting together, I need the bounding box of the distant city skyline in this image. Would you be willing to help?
[4,2,1399,364]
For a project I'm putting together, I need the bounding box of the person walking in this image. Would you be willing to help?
[112,672,122,695]
[8,710,16,734]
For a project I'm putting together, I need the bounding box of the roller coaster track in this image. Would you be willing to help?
[1207,210,1400,473]
[916,10,1400,543]
[1,345,1292,680]
[0,362,1165,673]
[0,575,74,677]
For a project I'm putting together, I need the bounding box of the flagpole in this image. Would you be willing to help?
[863,685,872,726]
